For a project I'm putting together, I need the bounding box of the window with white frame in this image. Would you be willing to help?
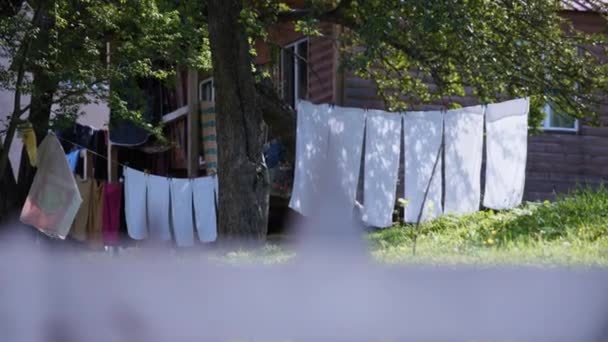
[199,77,214,102]
[280,38,308,108]
[542,103,578,132]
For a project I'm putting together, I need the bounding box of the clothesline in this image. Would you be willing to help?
[54,132,129,171]
[55,132,215,180]
[290,99,530,229]
[21,132,219,247]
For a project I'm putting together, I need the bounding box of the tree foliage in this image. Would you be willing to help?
[2,0,608,236]
[267,1,608,129]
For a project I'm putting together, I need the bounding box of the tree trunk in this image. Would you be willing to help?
[16,71,56,206]
[207,0,270,242]
[0,147,18,223]
[1,0,56,214]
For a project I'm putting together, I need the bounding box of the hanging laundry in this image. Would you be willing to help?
[102,182,123,245]
[56,123,96,152]
[170,178,195,247]
[18,123,37,167]
[69,176,93,241]
[362,111,402,228]
[289,100,331,216]
[20,134,82,239]
[327,106,366,214]
[192,176,218,242]
[484,98,530,210]
[66,149,81,173]
[147,174,172,241]
[403,111,444,223]
[200,102,218,174]
[88,180,104,247]
[124,167,148,240]
[444,105,485,215]
[93,130,108,181]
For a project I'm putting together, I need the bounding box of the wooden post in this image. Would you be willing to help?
[83,150,93,179]
[176,67,185,108]
[107,141,118,182]
[187,68,200,178]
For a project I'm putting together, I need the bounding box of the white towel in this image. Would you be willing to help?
[147,174,172,241]
[444,105,485,215]
[170,178,195,247]
[124,167,148,240]
[362,111,402,228]
[327,106,366,213]
[289,100,330,216]
[192,176,217,242]
[403,111,444,223]
[484,98,529,209]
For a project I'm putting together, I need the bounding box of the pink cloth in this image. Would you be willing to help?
[102,182,122,245]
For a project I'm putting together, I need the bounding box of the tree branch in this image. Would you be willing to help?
[277,0,355,24]
[0,3,40,180]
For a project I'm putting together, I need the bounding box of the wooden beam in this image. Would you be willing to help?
[187,68,200,178]
[107,140,118,182]
[161,105,188,123]
[83,149,93,179]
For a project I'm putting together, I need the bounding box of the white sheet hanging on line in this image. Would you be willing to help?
[327,106,366,214]
[192,176,218,242]
[170,178,195,247]
[147,174,172,241]
[484,98,529,209]
[19,134,82,239]
[124,167,148,240]
[289,100,330,216]
[403,111,444,223]
[444,105,485,215]
[362,111,402,228]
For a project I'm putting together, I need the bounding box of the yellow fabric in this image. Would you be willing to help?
[69,177,93,241]
[87,180,104,249]
[19,125,37,167]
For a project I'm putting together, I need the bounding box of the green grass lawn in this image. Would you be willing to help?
[370,187,608,266]
[223,187,608,266]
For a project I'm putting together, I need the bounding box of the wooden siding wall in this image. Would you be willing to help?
[255,23,338,105]
[308,23,339,104]
[522,11,607,200]
[338,11,608,201]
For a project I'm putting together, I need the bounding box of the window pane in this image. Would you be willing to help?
[297,41,308,100]
[282,46,295,108]
[200,80,214,102]
[549,111,576,129]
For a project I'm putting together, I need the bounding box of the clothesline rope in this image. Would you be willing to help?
[54,132,215,179]
[53,132,130,171]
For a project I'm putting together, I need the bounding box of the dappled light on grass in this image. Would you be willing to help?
[370,187,608,266]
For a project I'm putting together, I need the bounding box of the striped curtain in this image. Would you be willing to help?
[199,101,218,174]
